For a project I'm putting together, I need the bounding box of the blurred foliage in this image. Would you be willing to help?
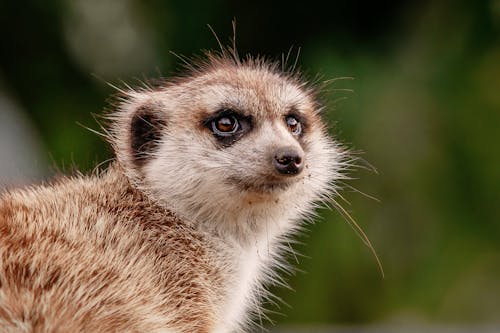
[0,0,499,328]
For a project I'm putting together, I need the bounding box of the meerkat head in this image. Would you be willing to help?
[108,53,348,243]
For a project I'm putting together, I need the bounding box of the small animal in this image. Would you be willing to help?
[0,49,354,332]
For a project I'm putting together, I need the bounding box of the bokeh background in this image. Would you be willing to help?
[0,0,499,331]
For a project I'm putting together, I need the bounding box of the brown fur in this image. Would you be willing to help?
[0,165,226,332]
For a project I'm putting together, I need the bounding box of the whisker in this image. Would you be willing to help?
[168,51,193,69]
[331,96,349,105]
[339,181,380,203]
[331,199,384,278]
[106,81,129,95]
[75,122,107,138]
[323,76,355,84]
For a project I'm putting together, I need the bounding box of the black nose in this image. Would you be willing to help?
[273,148,304,175]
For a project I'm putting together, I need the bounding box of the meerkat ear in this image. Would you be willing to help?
[129,104,166,167]
[110,92,167,172]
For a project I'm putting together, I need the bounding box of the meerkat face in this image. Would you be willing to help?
[110,56,345,237]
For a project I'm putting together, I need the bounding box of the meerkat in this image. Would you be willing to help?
[0,50,353,333]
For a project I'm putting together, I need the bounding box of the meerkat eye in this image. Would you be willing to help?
[212,115,240,136]
[286,115,302,136]
[204,109,252,146]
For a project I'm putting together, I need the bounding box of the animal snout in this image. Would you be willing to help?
[273,147,304,175]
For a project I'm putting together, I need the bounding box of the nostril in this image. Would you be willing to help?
[276,155,293,166]
[273,148,304,175]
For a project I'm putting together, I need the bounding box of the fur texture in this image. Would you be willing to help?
[0,53,348,332]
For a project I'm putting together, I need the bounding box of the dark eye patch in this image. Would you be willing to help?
[130,105,166,166]
[203,109,253,147]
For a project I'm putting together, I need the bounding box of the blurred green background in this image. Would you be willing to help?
[0,0,499,330]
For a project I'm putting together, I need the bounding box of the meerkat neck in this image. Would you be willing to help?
[174,200,296,250]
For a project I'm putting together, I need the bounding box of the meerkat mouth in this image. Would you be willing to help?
[243,181,291,193]
[228,175,301,194]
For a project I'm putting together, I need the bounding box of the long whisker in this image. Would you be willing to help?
[168,51,193,69]
[331,199,384,278]
[339,181,380,203]
[75,122,107,138]
[323,76,355,84]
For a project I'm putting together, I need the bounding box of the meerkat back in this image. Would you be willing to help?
[0,52,346,332]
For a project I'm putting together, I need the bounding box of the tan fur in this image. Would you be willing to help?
[0,53,348,332]
[0,166,226,332]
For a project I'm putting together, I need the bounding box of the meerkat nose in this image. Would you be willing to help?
[273,147,304,175]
